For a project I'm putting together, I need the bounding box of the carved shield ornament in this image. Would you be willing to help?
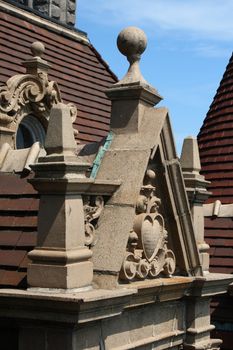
[134,213,164,262]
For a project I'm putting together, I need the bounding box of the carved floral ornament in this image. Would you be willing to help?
[83,195,104,248]
[120,168,176,281]
[0,41,77,137]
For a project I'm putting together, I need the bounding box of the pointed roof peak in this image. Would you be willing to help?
[198,51,233,202]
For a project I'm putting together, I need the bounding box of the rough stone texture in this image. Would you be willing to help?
[51,5,61,19]
[184,297,221,349]
[22,0,76,26]
[93,204,136,275]
[28,261,93,289]
[0,273,231,350]
[97,149,150,206]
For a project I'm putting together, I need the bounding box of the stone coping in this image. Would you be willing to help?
[0,273,231,303]
[0,273,231,325]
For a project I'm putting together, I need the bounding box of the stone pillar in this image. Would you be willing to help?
[184,296,222,350]
[27,103,93,290]
[180,136,211,273]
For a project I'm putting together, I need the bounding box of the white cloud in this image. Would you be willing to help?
[79,0,233,41]
[190,44,231,58]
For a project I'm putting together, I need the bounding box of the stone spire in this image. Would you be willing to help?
[180,136,211,273]
[14,0,76,26]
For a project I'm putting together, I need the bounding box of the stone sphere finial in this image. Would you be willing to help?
[31,41,45,58]
[115,27,149,86]
[117,26,147,62]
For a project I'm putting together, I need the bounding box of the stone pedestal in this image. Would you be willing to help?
[27,103,94,290]
[27,188,93,289]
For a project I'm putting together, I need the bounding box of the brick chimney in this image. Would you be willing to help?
[13,0,76,26]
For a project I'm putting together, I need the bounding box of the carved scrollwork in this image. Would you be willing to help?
[0,72,77,137]
[0,73,62,126]
[83,195,104,247]
[120,168,176,281]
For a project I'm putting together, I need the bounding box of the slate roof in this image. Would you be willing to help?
[198,53,233,350]
[0,5,117,288]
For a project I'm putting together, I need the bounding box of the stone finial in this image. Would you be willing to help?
[44,103,77,160]
[180,136,202,174]
[106,27,162,133]
[115,26,149,86]
[22,41,51,75]
[31,41,45,59]
[37,103,89,177]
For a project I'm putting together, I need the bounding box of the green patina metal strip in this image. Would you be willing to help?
[90,131,113,178]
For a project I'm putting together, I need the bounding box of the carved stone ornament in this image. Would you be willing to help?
[120,168,176,281]
[0,73,61,126]
[83,195,104,247]
[0,41,78,139]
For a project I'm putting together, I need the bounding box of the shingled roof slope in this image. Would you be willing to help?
[198,53,233,349]
[198,53,233,274]
[0,9,117,144]
[0,174,38,288]
[0,7,117,288]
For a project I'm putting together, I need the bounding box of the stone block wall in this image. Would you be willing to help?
[14,0,76,26]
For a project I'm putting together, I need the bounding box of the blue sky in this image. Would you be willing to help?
[77,0,233,154]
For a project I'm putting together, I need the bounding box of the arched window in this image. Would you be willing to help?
[16,115,46,149]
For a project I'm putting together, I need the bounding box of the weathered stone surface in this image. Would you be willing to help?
[44,103,77,161]
[52,0,60,6]
[13,0,76,26]
[51,5,61,19]
[67,0,75,12]
[1,272,232,349]
[0,142,42,173]
[28,261,93,289]
[106,107,167,152]
[37,194,85,248]
[97,149,150,206]
[93,205,136,274]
